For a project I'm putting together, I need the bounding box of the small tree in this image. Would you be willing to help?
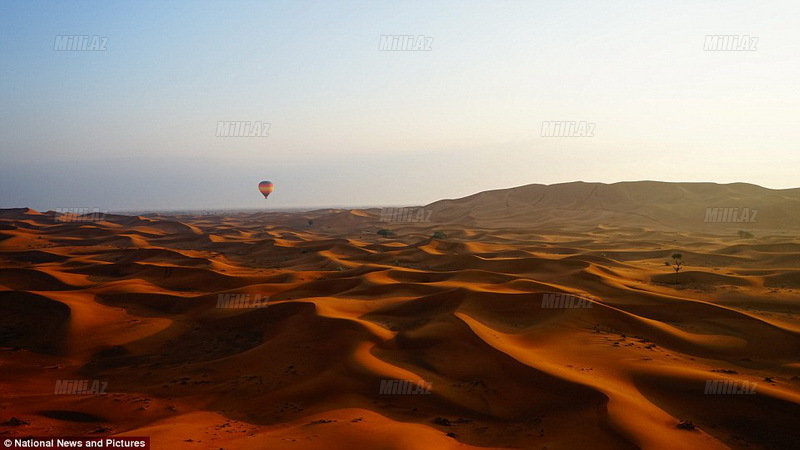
[668,253,683,283]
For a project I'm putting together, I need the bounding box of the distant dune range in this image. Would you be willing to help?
[1,181,799,449]
[426,181,800,231]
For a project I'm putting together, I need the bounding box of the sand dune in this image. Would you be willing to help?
[1,182,799,449]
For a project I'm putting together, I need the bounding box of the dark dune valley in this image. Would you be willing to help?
[2,181,800,449]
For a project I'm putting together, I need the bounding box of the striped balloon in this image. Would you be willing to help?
[258,181,274,199]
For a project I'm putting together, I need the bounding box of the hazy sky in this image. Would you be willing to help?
[1,0,798,211]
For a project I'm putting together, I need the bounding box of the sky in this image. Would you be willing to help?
[1,0,798,211]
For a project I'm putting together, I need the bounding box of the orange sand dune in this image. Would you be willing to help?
[2,182,800,449]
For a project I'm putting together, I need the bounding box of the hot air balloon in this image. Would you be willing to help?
[258,181,274,199]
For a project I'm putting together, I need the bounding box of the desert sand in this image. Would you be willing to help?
[1,181,799,449]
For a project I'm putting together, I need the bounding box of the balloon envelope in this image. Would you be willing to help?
[258,181,274,199]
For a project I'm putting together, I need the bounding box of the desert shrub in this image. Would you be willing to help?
[738,230,754,238]
[669,253,683,283]
[432,231,446,239]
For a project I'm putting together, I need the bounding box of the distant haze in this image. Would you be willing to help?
[2,1,798,211]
